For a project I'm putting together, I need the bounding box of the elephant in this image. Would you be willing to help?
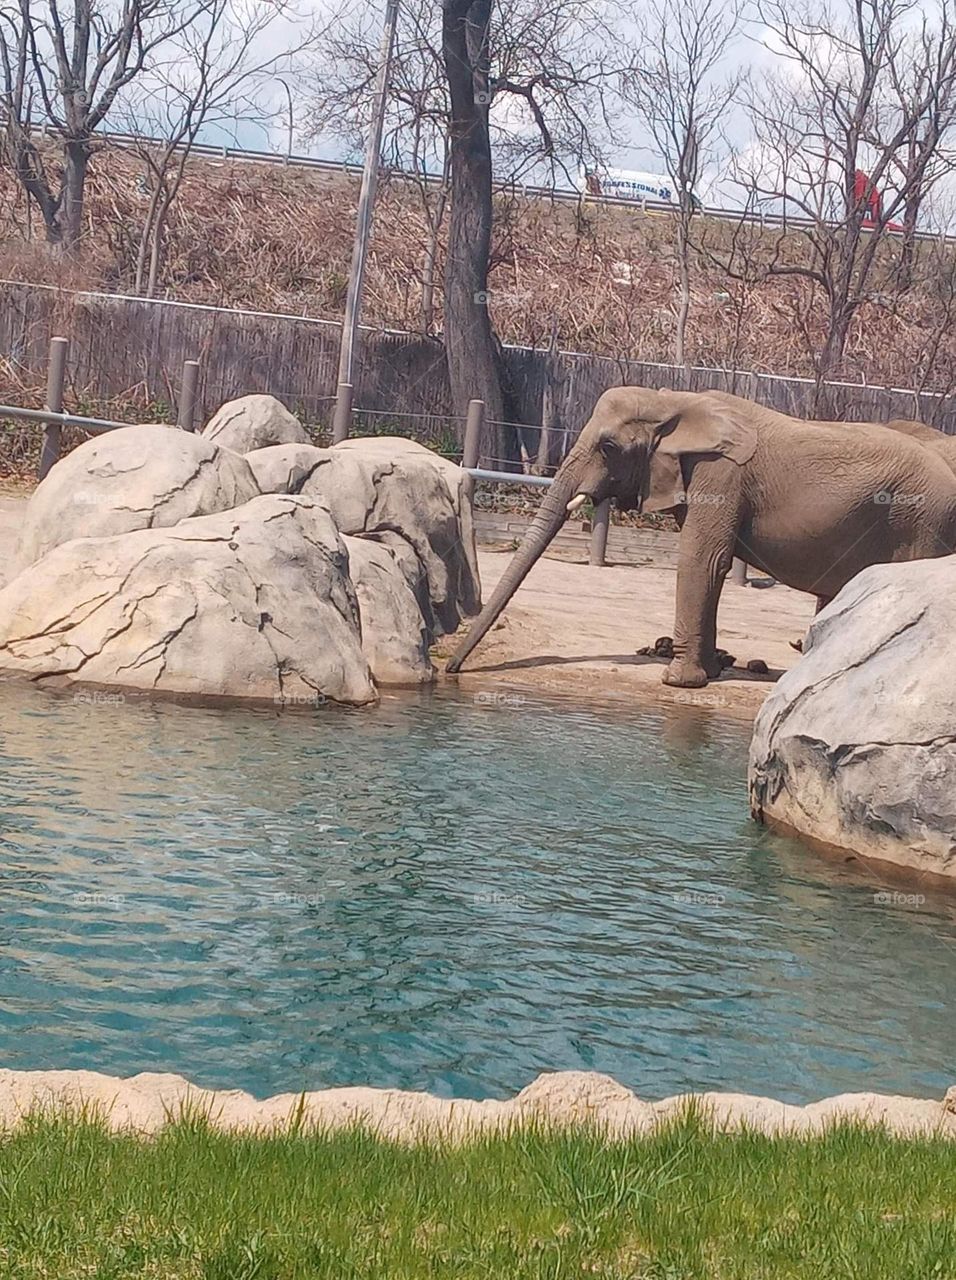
[447,386,956,688]
[882,418,956,476]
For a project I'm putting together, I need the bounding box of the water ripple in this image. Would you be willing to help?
[0,680,953,1102]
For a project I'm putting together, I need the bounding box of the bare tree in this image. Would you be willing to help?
[119,0,323,297]
[623,0,744,368]
[875,16,956,290]
[304,0,451,333]
[307,0,624,459]
[736,0,956,393]
[0,0,198,247]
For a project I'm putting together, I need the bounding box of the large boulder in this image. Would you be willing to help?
[343,535,433,685]
[14,425,259,572]
[749,557,956,879]
[0,495,375,706]
[300,436,480,636]
[245,442,329,494]
[202,395,310,454]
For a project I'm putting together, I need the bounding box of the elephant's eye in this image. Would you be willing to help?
[599,437,619,457]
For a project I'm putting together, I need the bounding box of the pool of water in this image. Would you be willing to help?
[0,680,953,1104]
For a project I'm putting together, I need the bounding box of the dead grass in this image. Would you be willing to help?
[2,142,956,394]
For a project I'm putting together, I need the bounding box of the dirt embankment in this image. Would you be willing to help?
[3,144,956,392]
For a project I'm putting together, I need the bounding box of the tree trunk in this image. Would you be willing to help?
[135,184,163,294]
[813,309,852,414]
[421,161,450,333]
[441,0,516,468]
[896,192,921,295]
[675,215,691,370]
[61,140,90,249]
[10,136,62,242]
[535,324,563,474]
[146,195,172,298]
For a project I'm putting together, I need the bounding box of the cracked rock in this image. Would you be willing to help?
[749,558,956,878]
[0,494,376,706]
[343,535,433,685]
[246,443,330,494]
[202,395,311,454]
[300,435,480,637]
[13,425,260,575]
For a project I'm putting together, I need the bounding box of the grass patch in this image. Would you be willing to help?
[0,1110,951,1277]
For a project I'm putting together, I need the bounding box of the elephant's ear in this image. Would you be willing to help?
[654,394,758,465]
[642,452,685,512]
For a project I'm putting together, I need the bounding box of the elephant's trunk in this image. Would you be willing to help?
[446,461,581,674]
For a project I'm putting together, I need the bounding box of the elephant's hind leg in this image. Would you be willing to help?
[789,594,831,653]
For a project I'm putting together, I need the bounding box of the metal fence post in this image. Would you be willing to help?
[589,498,611,566]
[332,382,353,444]
[177,359,200,431]
[731,557,748,585]
[38,336,68,481]
[461,398,484,503]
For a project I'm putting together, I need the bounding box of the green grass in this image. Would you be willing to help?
[0,1109,952,1278]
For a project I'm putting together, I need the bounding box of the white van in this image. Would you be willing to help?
[577,166,702,211]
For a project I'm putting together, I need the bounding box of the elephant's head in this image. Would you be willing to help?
[446,385,757,673]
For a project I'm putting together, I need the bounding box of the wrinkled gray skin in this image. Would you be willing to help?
[448,386,956,687]
[883,418,956,475]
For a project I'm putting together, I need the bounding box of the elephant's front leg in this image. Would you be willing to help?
[662,495,740,688]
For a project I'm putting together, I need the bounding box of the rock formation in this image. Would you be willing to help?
[201,394,311,454]
[0,495,376,706]
[749,556,956,879]
[14,425,259,572]
[0,401,480,705]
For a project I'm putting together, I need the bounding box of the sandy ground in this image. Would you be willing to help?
[0,1067,952,1140]
[440,548,817,720]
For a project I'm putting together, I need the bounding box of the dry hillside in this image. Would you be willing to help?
[3,143,956,396]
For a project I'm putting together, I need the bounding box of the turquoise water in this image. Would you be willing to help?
[0,680,953,1103]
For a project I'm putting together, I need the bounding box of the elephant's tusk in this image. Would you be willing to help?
[566,493,588,514]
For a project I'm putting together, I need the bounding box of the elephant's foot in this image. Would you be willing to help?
[662,654,723,688]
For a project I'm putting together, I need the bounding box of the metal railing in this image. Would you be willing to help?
[2,336,202,480]
[3,345,615,564]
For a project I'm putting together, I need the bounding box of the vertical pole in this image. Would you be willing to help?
[177,359,200,431]
[336,0,400,391]
[332,382,354,444]
[461,398,484,503]
[38,336,68,481]
[589,498,611,567]
[731,557,747,585]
